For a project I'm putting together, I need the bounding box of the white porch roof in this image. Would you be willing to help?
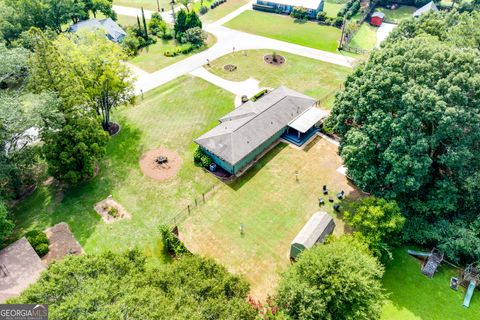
[288,107,328,133]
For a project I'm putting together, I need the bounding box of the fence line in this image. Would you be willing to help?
[163,181,223,227]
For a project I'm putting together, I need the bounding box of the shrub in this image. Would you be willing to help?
[179,43,193,54]
[317,11,327,22]
[200,5,209,14]
[25,229,49,257]
[180,27,207,47]
[164,50,176,57]
[159,224,190,257]
[291,6,308,20]
[335,16,344,27]
[194,146,213,168]
[108,207,119,218]
[148,12,164,36]
[122,30,141,56]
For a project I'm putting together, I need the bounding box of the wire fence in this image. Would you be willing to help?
[163,182,223,227]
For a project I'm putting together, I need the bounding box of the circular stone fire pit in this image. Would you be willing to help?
[223,64,237,72]
[264,54,286,66]
[139,148,182,181]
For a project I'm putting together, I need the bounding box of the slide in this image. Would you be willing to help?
[407,249,432,258]
[463,281,476,308]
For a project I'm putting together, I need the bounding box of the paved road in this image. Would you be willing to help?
[114,4,357,95]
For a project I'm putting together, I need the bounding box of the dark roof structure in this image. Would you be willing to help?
[69,18,126,42]
[195,86,317,165]
[413,1,438,17]
[0,238,46,302]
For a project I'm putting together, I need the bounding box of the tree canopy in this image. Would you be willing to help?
[12,250,256,320]
[344,197,405,262]
[276,236,385,320]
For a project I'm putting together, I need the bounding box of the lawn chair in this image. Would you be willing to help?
[337,190,345,200]
[318,197,324,206]
[328,196,334,203]
[323,185,328,195]
[333,203,340,212]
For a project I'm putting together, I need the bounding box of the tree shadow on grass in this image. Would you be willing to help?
[11,120,143,249]
[226,143,288,191]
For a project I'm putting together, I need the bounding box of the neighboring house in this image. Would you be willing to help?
[0,238,46,302]
[253,0,324,18]
[413,1,438,17]
[69,18,127,43]
[290,211,335,260]
[195,86,327,176]
[370,12,385,26]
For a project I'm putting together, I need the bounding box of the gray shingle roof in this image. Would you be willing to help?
[69,18,126,42]
[413,1,438,17]
[195,86,316,165]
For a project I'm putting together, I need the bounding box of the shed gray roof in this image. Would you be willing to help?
[372,11,385,19]
[0,238,46,302]
[69,18,126,42]
[195,86,317,165]
[291,212,335,249]
[413,1,438,17]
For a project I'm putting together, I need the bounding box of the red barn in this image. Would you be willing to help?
[370,12,385,27]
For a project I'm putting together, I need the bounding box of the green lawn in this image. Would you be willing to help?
[224,10,342,53]
[12,76,234,264]
[113,0,172,11]
[382,248,480,320]
[193,0,250,23]
[324,0,347,17]
[129,34,216,72]
[206,50,350,109]
[349,23,377,51]
[374,6,417,24]
[116,14,143,27]
[181,138,360,299]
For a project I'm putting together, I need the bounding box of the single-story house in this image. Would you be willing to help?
[195,86,327,176]
[253,0,324,18]
[413,1,438,17]
[370,12,385,26]
[290,211,335,260]
[0,238,46,302]
[69,18,127,43]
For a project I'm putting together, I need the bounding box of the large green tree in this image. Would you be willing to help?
[344,197,405,262]
[12,250,256,319]
[0,200,14,246]
[276,236,385,320]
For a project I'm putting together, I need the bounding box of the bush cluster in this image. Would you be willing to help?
[338,0,361,19]
[159,224,190,257]
[25,229,49,257]
[164,43,193,57]
[194,147,213,168]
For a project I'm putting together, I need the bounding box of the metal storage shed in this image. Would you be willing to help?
[290,212,335,260]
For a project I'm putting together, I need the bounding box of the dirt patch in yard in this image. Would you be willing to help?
[139,148,182,181]
[42,222,84,264]
[263,54,286,66]
[94,196,131,224]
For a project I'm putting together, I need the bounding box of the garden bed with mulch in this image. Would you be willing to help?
[139,148,183,181]
[107,122,121,136]
[263,54,286,65]
[223,64,237,72]
[94,196,131,224]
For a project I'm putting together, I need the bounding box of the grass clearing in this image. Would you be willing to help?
[206,50,350,109]
[129,34,216,72]
[224,10,342,53]
[324,0,347,17]
[180,138,360,298]
[113,0,172,11]
[194,0,251,23]
[116,14,143,27]
[349,23,377,51]
[12,76,234,263]
[374,6,417,24]
[382,248,480,320]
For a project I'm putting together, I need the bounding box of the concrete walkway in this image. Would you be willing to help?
[114,4,357,95]
[376,22,396,48]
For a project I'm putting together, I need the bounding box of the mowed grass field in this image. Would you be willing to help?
[12,76,234,263]
[194,0,251,23]
[113,0,171,11]
[382,248,480,320]
[129,34,217,72]
[224,10,342,53]
[206,50,350,108]
[375,6,417,24]
[181,138,361,298]
[324,0,347,17]
[349,23,377,51]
